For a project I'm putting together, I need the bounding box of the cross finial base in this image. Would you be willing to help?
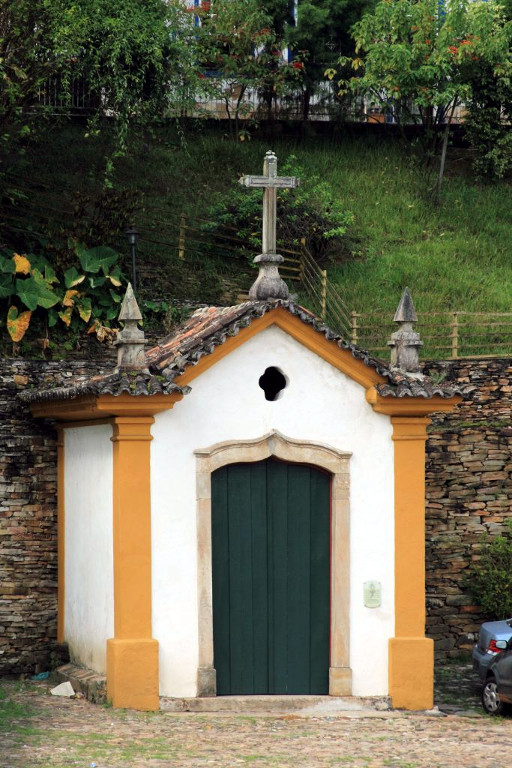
[249,253,289,301]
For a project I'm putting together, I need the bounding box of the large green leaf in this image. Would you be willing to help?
[16,273,59,310]
[88,275,106,289]
[0,272,14,299]
[77,297,92,323]
[32,269,60,308]
[107,266,123,287]
[48,308,59,328]
[64,266,86,289]
[15,278,39,310]
[0,254,14,275]
[44,264,60,285]
[78,245,119,275]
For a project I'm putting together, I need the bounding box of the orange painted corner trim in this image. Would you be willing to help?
[30,391,182,421]
[389,637,434,710]
[366,386,462,416]
[108,413,159,709]
[176,307,387,390]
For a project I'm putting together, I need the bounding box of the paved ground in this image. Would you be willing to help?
[2,663,511,768]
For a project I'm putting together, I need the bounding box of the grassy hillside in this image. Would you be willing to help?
[4,123,512,323]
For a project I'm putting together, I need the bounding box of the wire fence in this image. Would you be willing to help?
[349,310,512,360]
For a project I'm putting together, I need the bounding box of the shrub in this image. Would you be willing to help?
[0,243,125,349]
[466,520,512,619]
[203,155,354,262]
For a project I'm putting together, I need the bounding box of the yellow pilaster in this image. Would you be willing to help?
[106,416,159,711]
[389,416,433,710]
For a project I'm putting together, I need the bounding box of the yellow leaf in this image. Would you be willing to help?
[78,304,92,323]
[13,253,31,275]
[107,275,122,287]
[58,307,73,326]
[88,319,100,334]
[63,289,79,307]
[7,305,32,342]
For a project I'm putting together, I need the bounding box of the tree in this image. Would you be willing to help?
[0,0,199,160]
[287,0,376,121]
[195,0,303,137]
[330,0,512,195]
[461,0,512,180]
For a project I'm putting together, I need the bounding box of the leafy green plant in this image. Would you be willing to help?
[329,0,512,194]
[0,243,125,345]
[203,154,354,261]
[466,520,512,619]
[194,0,304,138]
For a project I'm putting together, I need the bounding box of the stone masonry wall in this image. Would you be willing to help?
[0,354,510,674]
[424,358,512,658]
[0,358,111,675]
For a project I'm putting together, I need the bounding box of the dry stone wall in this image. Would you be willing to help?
[424,358,512,658]
[0,358,111,675]
[0,355,510,674]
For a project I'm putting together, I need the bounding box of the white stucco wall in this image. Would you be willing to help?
[64,424,114,673]
[151,324,395,698]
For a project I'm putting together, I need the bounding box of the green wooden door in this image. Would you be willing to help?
[211,458,330,695]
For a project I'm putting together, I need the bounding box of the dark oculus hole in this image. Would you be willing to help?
[259,366,287,401]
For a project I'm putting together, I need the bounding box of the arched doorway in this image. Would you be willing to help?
[211,458,330,695]
[194,431,352,698]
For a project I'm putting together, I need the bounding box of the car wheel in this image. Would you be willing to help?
[482,676,504,715]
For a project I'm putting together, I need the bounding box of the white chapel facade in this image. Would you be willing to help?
[24,153,461,711]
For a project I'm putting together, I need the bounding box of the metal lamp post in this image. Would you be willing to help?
[125,225,139,294]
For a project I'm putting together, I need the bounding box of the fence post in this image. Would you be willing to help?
[351,311,359,345]
[178,213,187,260]
[451,312,459,359]
[320,269,327,318]
[299,237,306,284]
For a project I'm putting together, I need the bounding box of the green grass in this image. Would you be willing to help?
[0,687,33,729]
[5,123,512,321]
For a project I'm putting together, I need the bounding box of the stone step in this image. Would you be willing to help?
[161,694,391,714]
[56,664,391,715]
[55,663,107,704]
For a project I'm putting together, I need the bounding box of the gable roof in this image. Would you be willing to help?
[20,300,462,405]
[145,300,461,399]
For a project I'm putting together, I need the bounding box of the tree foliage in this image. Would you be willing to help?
[0,0,198,157]
[288,0,376,120]
[195,0,304,135]
[332,0,512,159]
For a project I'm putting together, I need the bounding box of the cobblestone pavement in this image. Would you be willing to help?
[2,663,511,768]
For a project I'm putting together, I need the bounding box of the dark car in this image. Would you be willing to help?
[482,638,512,715]
[472,618,512,681]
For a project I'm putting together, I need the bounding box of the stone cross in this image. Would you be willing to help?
[240,150,300,256]
[239,151,300,301]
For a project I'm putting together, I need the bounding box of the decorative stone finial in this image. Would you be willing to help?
[115,283,148,372]
[249,253,289,301]
[239,151,300,302]
[387,287,423,376]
